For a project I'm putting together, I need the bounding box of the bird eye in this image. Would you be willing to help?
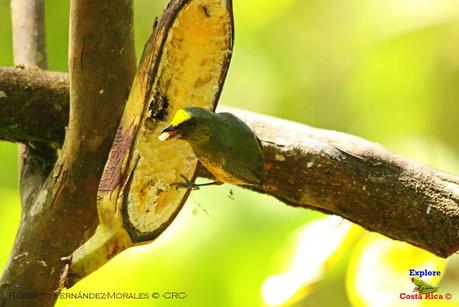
[183,120,196,130]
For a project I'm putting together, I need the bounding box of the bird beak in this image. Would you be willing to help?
[158,125,180,141]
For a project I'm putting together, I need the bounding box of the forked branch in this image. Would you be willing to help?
[0,0,136,305]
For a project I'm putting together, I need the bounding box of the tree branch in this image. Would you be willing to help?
[10,0,54,213]
[0,67,68,146]
[11,0,47,68]
[1,68,458,258]
[5,4,60,306]
[221,107,459,258]
[0,0,136,306]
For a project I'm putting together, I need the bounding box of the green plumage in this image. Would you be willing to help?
[160,107,266,186]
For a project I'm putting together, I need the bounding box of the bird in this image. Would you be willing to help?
[158,107,266,189]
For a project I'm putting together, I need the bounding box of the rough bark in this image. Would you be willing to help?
[0,67,68,146]
[0,68,458,258]
[0,1,136,307]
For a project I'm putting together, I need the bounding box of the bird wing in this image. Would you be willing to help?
[213,112,266,185]
[221,158,264,185]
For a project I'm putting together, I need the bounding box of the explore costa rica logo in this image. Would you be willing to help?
[399,269,452,300]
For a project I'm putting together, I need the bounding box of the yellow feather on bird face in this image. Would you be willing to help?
[159,107,266,187]
[170,109,192,127]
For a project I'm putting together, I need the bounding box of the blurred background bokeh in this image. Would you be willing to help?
[1,0,459,306]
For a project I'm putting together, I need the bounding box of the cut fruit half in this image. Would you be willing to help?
[62,0,234,288]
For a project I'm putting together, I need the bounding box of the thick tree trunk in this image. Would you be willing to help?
[0,1,136,306]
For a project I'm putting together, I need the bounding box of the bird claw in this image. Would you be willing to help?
[171,174,222,190]
[171,182,201,190]
[171,174,201,190]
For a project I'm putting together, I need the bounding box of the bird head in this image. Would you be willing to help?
[158,107,213,142]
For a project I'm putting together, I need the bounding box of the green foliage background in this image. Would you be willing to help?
[0,0,458,306]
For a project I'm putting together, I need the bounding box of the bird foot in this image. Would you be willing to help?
[171,174,221,190]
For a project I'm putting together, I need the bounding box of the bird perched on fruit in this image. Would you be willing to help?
[158,107,266,189]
